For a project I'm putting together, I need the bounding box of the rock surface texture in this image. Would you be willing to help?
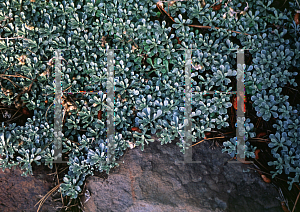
[83,135,283,212]
[0,164,62,212]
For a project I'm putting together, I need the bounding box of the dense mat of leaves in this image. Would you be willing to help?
[0,0,299,199]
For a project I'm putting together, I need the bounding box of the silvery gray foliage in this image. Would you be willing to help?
[251,90,280,121]
[209,64,233,90]
[268,109,300,191]
[187,0,206,24]
[222,118,257,158]
[0,0,300,200]
[222,137,237,158]
[222,138,257,160]
[136,107,163,134]
[172,14,192,36]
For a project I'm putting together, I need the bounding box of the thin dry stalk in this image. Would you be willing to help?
[2,63,15,73]
[209,0,222,9]
[292,190,300,212]
[55,165,65,208]
[43,85,74,97]
[156,1,175,22]
[295,0,300,8]
[4,113,22,123]
[34,183,61,212]
[26,47,35,55]
[191,136,225,147]
[0,74,33,80]
[64,84,73,92]
[0,108,17,110]
[11,107,21,120]
[0,76,20,88]
[156,1,250,36]
[188,24,250,36]
[65,203,79,210]
[0,36,31,40]
[45,102,54,123]
[47,166,69,176]
[249,138,270,142]
[255,159,271,172]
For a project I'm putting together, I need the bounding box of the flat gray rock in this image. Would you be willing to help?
[83,135,282,212]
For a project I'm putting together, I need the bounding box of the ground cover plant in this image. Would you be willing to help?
[0,0,300,211]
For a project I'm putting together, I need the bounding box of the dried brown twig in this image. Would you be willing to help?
[13,77,37,103]
[0,76,20,88]
[209,0,223,9]
[55,164,65,208]
[34,183,62,212]
[156,1,175,22]
[191,136,225,147]
[292,191,300,212]
[0,36,31,41]
[188,24,250,36]
[156,1,250,36]
[45,102,54,123]
[0,74,32,81]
